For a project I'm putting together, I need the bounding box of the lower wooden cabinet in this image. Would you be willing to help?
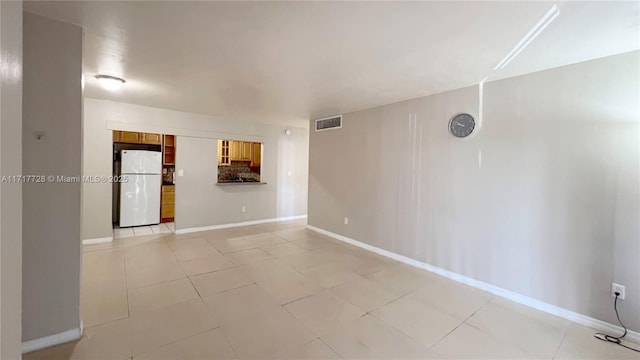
[161,204,174,219]
[161,185,175,222]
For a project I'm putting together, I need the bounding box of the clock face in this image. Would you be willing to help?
[449,113,475,138]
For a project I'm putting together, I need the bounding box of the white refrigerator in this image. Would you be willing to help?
[119,150,162,227]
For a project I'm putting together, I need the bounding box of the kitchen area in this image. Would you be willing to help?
[110,134,265,234]
[217,139,263,184]
[112,131,176,233]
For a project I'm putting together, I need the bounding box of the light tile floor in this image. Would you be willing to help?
[26,220,640,359]
[113,222,175,239]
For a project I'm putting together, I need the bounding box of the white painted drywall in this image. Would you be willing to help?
[82,99,308,236]
[308,51,640,331]
[0,1,23,358]
[22,13,83,343]
[82,102,113,241]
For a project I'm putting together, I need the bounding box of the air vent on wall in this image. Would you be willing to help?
[315,115,342,131]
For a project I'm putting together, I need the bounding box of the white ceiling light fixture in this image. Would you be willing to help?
[95,74,126,91]
[493,4,560,70]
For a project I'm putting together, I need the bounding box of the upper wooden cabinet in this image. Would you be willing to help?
[229,141,242,161]
[218,140,230,166]
[113,131,141,143]
[163,134,176,165]
[241,142,252,161]
[142,132,162,145]
[218,140,262,166]
[251,143,261,166]
[113,131,162,145]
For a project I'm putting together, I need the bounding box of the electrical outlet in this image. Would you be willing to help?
[241,206,246,213]
[344,217,349,225]
[611,283,625,300]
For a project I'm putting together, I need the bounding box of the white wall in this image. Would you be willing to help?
[308,51,640,331]
[82,103,113,241]
[22,13,83,343]
[83,98,308,237]
[0,1,23,358]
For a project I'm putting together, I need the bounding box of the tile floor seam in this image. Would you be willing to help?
[280,302,311,331]
[82,247,124,255]
[288,261,316,278]
[466,297,574,359]
[460,299,561,359]
[165,240,189,263]
[218,245,260,255]
[122,249,132,321]
[82,314,130,331]
[135,325,224,358]
[367,302,463,351]
[424,317,468,353]
[363,287,415,314]
[187,270,211,300]
[125,268,187,290]
[325,277,360,290]
[551,326,570,360]
[119,249,134,359]
[188,275,215,306]
[211,281,257,296]
[278,286,325,307]
[460,296,493,326]
[184,263,238,279]
[214,326,242,360]
[316,336,342,359]
[319,277,406,314]
[329,289,372,316]
[191,270,255,297]
[426,295,494,351]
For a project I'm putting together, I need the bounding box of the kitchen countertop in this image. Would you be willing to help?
[216,181,268,186]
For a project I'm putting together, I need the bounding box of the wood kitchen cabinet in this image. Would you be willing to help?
[230,141,242,161]
[219,140,262,166]
[241,142,252,161]
[163,135,176,165]
[113,131,162,145]
[113,131,141,143]
[251,143,261,166]
[218,140,230,166]
[161,185,175,222]
[142,132,162,145]
[229,141,255,161]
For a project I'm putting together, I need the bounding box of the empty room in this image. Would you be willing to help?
[0,1,638,359]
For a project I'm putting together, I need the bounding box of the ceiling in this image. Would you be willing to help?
[23,1,640,127]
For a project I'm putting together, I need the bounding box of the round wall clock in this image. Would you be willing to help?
[449,113,475,138]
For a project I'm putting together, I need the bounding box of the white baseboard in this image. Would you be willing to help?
[175,215,307,234]
[82,236,113,245]
[307,225,640,344]
[22,323,83,354]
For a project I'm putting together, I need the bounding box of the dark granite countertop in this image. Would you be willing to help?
[216,181,267,186]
